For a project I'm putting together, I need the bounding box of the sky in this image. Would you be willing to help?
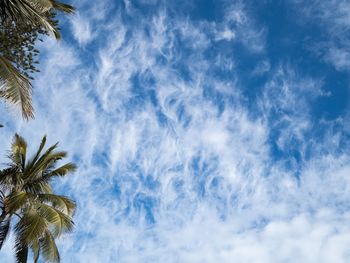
[1,0,350,262]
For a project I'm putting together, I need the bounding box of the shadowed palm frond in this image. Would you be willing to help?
[0,216,10,249]
[15,238,28,263]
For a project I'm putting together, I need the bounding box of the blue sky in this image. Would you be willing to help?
[1,0,350,262]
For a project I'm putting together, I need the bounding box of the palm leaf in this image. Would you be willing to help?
[0,215,11,249]
[37,193,76,215]
[0,56,33,119]
[11,134,27,170]
[44,162,77,178]
[24,179,52,195]
[4,191,29,214]
[24,143,60,179]
[51,0,75,13]
[27,0,53,13]
[15,210,47,245]
[1,0,56,34]
[36,203,74,237]
[25,135,47,173]
[31,239,40,263]
[15,241,28,263]
[41,230,60,263]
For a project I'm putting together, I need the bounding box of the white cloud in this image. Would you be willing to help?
[70,13,94,45]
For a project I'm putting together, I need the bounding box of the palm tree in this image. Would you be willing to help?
[0,0,75,119]
[0,134,76,263]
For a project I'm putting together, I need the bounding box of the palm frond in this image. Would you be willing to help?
[41,230,60,263]
[0,167,18,190]
[37,193,76,215]
[45,162,77,178]
[24,142,59,179]
[15,210,48,245]
[36,203,74,237]
[0,56,33,120]
[51,0,75,13]
[25,135,47,173]
[14,238,28,263]
[27,0,53,13]
[25,162,76,194]
[0,215,11,249]
[31,239,40,263]
[11,134,27,170]
[24,178,52,195]
[4,191,29,214]
[0,0,56,34]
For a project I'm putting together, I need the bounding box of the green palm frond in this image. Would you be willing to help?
[25,135,47,172]
[41,230,60,263]
[11,134,28,169]
[45,162,77,177]
[6,191,75,219]
[24,179,52,195]
[15,209,48,245]
[37,193,76,215]
[4,191,29,213]
[0,56,34,120]
[31,239,40,263]
[24,178,53,195]
[36,203,74,237]
[24,162,76,195]
[25,143,60,177]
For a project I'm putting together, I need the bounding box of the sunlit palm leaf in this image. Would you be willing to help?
[37,203,74,237]
[27,0,54,13]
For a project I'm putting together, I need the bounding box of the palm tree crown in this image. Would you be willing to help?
[0,134,76,263]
